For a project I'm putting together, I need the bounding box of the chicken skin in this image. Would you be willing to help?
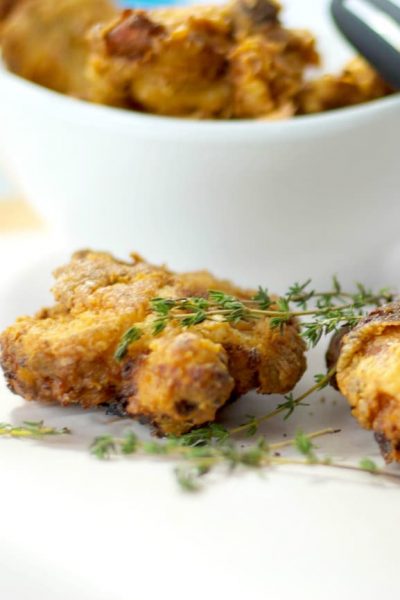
[0,250,306,436]
[335,303,400,463]
[1,0,116,96]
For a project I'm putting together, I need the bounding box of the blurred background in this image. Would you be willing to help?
[1,0,398,291]
[0,0,196,203]
[0,169,14,198]
[0,0,163,202]
[0,0,350,209]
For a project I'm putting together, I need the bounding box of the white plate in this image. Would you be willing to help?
[1,233,400,600]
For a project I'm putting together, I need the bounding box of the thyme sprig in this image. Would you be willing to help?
[112,278,392,429]
[230,367,336,436]
[1,421,396,493]
[0,420,70,438]
[115,278,393,361]
[90,426,400,492]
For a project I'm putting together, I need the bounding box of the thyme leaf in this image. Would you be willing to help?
[115,326,143,362]
[0,421,70,438]
[359,458,378,473]
[116,278,394,358]
[89,426,400,493]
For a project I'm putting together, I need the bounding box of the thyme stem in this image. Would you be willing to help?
[269,427,340,451]
[166,303,360,321]
[271,457,400,482]
[89,426,400,491]
[116,278,393,361]
[0,421,70,438]
[230,367,337,436]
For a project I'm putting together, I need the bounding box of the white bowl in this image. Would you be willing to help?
[0,0,400,291]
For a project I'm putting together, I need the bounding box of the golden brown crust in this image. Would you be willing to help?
[0,0,24,39]
[297,57,391,115]
[87,1,319,118]
[87,4,391,118]
[0,0,19,22]
[0,0,391,118]
[0,249,306,435]
[336,302,400,462]
[1,0,116,96]
[124,332,235,435]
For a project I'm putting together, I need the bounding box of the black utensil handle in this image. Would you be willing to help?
[331,0,400,89]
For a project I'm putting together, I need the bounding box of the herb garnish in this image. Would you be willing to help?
[2,279,397,493]
[0,420,70,438]
[113,277,391,429]
[0,420,396,492]
[230,367,336,436]
[115,277,393,361]
[90,426,400,492]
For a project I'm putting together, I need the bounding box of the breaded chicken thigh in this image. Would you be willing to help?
[0,250,306,436]
[335,303,400,462]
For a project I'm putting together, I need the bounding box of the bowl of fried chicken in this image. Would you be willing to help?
[0,0,399,290]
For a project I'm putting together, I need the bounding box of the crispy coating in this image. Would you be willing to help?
[0,0,21,38]
[0,0,19,22]
[336,303,400,462]
[1,0,116,96]
[87,1,320,118]
[298,57,392,115]
[0,250,306,436]
[0,0,391,118]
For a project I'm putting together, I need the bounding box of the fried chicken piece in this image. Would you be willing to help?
[0,0,18,22]
[1,0,116,96]
[334,303,400,462]
[87,0,319,118]
[298,57,392,115]
[0,250,306,436]
[0,0,21,37]
[1,0,390,118]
